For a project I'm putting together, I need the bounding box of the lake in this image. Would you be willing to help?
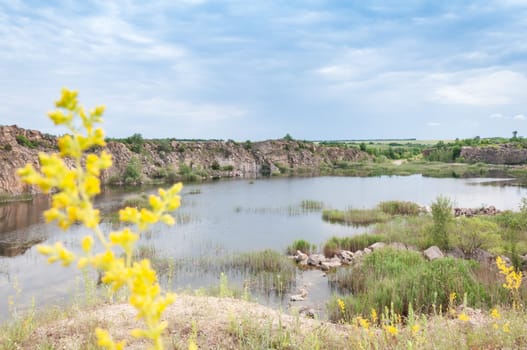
[1,175,526,320]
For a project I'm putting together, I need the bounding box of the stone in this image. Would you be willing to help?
[299,307,317,319]
[363,248,372,254]
[353,250,364,259]
[307,254,326,267]
[423,246,444,261]
[447,247,466,259]
[368,242,386,251]
[321,257,341,270]
[294,250,308,263]
[290,288,308,301]
[389,242,407,250]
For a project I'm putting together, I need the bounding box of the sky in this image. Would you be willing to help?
[1,1,527,141]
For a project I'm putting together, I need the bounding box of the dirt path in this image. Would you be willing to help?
[26,295,350,349]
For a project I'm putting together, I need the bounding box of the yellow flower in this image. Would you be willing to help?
[385,325,398,336]
[109,228,139,253]
[357,316,370,329]
[81,236,94,253]
[411,324,420,335]
[490,308,500,320]
[502,322,511,333]
[458,312,470,322]
[337,298,346,315]
[18,89,183,350]
[370,308,378,324]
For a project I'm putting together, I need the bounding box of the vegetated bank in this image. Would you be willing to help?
[0,125,367,196]
[4,125,527,198]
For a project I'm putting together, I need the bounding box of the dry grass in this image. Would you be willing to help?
[2,295,527,349]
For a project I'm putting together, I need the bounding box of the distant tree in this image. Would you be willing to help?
[513,130,518,140]
[359,142,367,152]
[125,133,144,153]
[283,133,293,141]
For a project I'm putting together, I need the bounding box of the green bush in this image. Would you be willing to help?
[16,135,38,148]
[211,161,221,170]
[123,156,142,184]
[430,196,453,249]
[124,133,144,153]
[155,139,173,153]
[453,217,502,255]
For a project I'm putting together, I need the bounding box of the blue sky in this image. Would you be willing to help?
[1,1,527,140]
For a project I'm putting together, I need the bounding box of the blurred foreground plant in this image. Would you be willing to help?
[18,88,182,349]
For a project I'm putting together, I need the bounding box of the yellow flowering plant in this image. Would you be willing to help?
[496,256,523,310]
[18,88,182,350]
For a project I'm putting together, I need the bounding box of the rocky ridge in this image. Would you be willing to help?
[460,144,527,164]
[0,125,368,195]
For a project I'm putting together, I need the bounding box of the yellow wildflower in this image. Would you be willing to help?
[411,324,420,335]
[337,298,346,315]
[458,312,470,322]
[502,322,511,333]
[385,325,398,336]
[370,308,378,324]
[490,308,500,320]
[18,89,182,349]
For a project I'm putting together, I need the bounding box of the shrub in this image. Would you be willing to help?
[124,133,144,153]
[221,165,234,171]
[155,139,173,153]
[123,156,142,184]
[15,135,38,148]
[453,217,502,255]
[430,196,453,249]
[211,161,221,170]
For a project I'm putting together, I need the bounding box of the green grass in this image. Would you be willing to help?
[300,199,324,211]
[322,208,390,226]
[0,193,33,204]
[378,200,420,216]
[327,248,500,320]
[224,250,296,295]
[322,234,384,257]
[286,239,316,255]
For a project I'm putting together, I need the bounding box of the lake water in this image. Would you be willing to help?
[1,175,526,320]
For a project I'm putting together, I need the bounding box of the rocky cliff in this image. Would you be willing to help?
[460,144,527,164]
[0,125,368,195]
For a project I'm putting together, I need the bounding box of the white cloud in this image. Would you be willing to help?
[427,122,440,127]
[490,113,506,119]
[432,70,527,106]
[513,114,526,120]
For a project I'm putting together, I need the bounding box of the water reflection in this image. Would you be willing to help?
[0,195,49,234]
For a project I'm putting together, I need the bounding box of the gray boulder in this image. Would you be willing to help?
[423,246,444,261]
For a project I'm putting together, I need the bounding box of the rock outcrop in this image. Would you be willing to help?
[0,125,369,195]
[460,144,527,164]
